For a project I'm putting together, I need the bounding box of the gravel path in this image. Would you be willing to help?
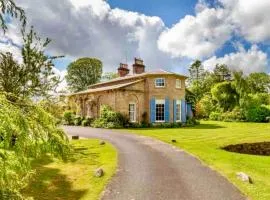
[63,126,246,200]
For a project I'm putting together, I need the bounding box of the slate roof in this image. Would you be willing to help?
[69,79,144,96]
[88,69,188,89]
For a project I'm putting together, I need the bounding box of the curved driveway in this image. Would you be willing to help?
[64,126,246,200]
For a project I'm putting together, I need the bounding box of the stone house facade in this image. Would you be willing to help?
[68,58,188,123]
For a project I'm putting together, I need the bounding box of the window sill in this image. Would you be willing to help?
[155,120,165,123]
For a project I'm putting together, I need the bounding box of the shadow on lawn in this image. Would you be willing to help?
[185,123,225,129]
[23,156,88,200]
[128,123,225,131]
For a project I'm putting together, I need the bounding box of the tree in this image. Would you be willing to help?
[188,60,206,101]
[246,72,270,93]
[232,71,248,99]
[213,64,231,82]
[102,72,119,82]
[211,81,239,111]
[0,0,26,32]
[0,27,61,100]
[66,57,103,92]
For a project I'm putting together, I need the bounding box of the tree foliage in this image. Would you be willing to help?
[0,27,62,100]
[0,94,70,199]
[0,0,26,32]
[101,72,119,82]
[66,58,103,92]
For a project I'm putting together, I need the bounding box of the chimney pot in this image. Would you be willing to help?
[118,63,129,77]
[133,57,145,74]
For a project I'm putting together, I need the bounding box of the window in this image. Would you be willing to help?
[129,103,136,122]
[176,100,181,121]
[176,79,181,88]
[156,99,165,122]
[155,78,165,87]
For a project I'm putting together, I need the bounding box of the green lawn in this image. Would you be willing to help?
[23,139,117,200]
[128,121,270,200]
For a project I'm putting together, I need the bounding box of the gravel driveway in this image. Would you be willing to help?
[63,126,246,200]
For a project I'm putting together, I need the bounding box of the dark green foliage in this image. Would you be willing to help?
[211,81,239,111]
[81,118,93,126]
[245,105,270,122]
[63,111,75,125]
[66,58,103,92]
[92,105,129,128]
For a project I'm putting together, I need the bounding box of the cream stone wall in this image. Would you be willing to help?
[69,74,186,123]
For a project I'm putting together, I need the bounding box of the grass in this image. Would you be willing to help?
[127,121,270,200]
[23,139,117,200]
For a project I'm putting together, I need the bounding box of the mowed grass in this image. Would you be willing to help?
[23,139,117,200]
[128,121,270,200]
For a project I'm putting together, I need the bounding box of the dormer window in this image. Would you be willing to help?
[155,78,165,87]
[176,79,181,89]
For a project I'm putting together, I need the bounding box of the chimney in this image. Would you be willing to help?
[133,58,145,74]
[118,63,129,77]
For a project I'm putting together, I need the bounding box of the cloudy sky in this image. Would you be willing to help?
[1,0,270,81]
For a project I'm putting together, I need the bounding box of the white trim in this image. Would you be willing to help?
[155,99,165,122]
[155,78,165,88]
[129,103,136,122]
[176,100,181,122]
[176,79,181,89]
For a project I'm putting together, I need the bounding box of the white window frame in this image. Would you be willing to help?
[176,100,182,122]
[176,79,181,89]
[155,99,165,122]
[155,78,165,88]
[129,103,136,122]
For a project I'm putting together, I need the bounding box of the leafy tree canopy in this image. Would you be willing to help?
[0,27,62,100]
[246,72,270,93]
[66,57,103,92]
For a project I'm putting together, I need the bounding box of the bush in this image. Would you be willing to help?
[209,111,222,121]
[186,118,200,126]
[245,105,270,122]
[92,105,129,128]
[63,110,75,125]
[221,108,244,122]
[74,116,83,126]
[196,95,215,118]
[81,118,93,126]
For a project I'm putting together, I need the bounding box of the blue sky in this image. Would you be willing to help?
[108,0,197,26]
[1,0,270,76]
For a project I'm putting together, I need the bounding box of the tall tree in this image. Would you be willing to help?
[213,64,231,82]
[0,27,61,100]
[66,57,103,92]
[0,0,26,32]
[188,60,206,101]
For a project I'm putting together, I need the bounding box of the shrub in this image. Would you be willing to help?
[209,111,222,121]
[74,116,83,126]
[81,118,93,126]
[63,110,75,125]
[196,95,215,118]
[245,105,270,122]
[92,105,129,128]
[221,108,244,122]
[186,118,200,126]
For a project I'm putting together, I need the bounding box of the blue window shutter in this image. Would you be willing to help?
[181,99,186,122]
[150,98,156,123]
[165,97,170,122]
[173,100,176,122]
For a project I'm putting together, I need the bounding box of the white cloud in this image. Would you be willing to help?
[13,0,182,73]
[220,0,270,43]
[158,7,232,59]
[203,45,268,74]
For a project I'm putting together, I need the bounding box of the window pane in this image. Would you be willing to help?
[129,104,135,122]
[176,79,181,88]
[176,101,181,121]
[155,78,165,87]
[156,103,165,121]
